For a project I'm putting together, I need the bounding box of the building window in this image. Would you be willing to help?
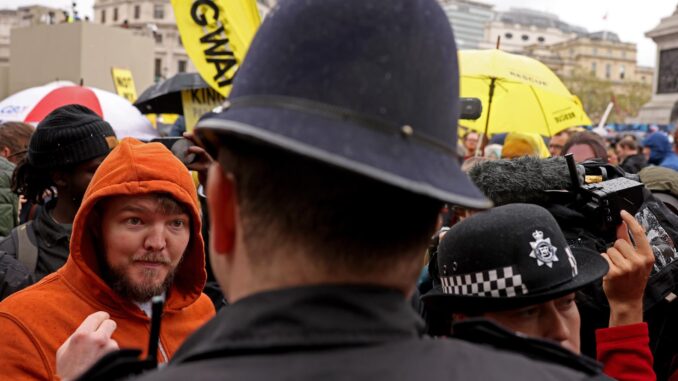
[521,34,529,41]
[620,66,625,80]
[605,64,611,79]
[178,60,187,73]
[593,47,598,55]
[113,7,118,22]
[101,9,106,23]
[134,5,140,19]
[591,62,597,73]
[537,36,545,43]
[504,32,513,39]
[569,48,574,57]
[641,76,646,81]
[178,35,183,47]
[154,58,163,80]
[622,50,626,58]
[154,32,163,44]
[154,4,164,19]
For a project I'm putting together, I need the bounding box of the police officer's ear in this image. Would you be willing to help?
[206,162,237,255]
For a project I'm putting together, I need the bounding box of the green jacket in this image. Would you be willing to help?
[0,157,18,237]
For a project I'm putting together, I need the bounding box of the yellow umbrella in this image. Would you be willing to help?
[459,49,591,137]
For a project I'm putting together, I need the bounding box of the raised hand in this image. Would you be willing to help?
[56,311,119,381]
[601,210,655,327]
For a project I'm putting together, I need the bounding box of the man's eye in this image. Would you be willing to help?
[127,217,142,225]
[171,219,186,228]
[516,307,539,318]
[558,297,576,311]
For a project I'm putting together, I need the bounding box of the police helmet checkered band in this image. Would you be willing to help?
[439,266,528,298]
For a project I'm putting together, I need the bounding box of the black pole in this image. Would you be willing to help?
[477,77,496,156]
[146,295,165,365]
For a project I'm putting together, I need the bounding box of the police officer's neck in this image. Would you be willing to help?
[224,247,420,303]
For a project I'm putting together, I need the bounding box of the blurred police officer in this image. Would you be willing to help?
[58,0,612,380]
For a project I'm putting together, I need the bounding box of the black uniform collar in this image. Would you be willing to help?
[172,285,424,363]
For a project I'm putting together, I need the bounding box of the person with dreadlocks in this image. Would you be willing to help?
[0,105,117,299]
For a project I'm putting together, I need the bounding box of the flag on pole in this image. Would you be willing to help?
[171,0,261,97]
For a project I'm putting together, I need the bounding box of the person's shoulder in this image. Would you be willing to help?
[181,293,217,321]
[0,232,17,255]
[196,293,217,313]
[419,337,602,379]
[661,156,678,171]
[0,271,66,312]
[132,337,604,381]
[0,157,13,179]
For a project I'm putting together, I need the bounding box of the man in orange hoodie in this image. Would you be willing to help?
[0,138,215,380]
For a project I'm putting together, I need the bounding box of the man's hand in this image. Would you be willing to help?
[601,210,655,327]
[56,311,119,381]
[183,132,214,187]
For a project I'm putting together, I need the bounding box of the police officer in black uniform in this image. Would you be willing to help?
[57,0,613,380]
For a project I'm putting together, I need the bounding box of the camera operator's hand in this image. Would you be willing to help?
[601,210,655,327]
[56,311,119,381]
[183,132,214,187]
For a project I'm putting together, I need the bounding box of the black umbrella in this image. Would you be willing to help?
[134,73,214,115]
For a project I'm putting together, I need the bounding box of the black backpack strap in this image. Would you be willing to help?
[13,222,38,274]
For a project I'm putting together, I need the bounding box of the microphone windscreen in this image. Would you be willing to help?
[468,156,572,206]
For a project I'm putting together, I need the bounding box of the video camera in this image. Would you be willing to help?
[564,154,645,241]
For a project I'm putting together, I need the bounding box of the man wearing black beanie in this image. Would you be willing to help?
[0,104,117,299]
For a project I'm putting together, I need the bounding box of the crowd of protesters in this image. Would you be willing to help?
[2,0,678,380]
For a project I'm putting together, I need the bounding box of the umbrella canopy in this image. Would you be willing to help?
[135,72,221,115]
[459,49,591,137]
[0,81,158,140]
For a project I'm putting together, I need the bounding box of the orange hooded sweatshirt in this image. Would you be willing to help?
[0,138,215,380]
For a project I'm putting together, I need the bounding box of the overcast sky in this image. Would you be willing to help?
[488,0,677,67]
[2,0,678,67]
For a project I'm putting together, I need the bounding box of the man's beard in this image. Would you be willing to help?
[106,253,178,303]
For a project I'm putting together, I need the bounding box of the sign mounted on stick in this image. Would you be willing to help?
[182,88,225,132]
[171,0,261,97]
[111,68,138,103]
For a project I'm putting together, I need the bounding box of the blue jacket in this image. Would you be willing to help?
[642,132,674,166]
[661,152,678,171]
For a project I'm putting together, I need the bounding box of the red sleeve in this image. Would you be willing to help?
[596,322,656,381]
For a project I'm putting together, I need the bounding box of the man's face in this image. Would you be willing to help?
[548,134,569,157]
[566,144,596,163]
[55,155,107,205]
[464,133,479,152]
[482,293,581,353]
[100,194,191,302]
[643,147,652,161]
[616,144,638,161]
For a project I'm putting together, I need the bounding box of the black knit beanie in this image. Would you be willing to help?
[28,104,118,169]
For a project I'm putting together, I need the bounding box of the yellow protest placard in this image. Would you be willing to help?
[171,0,261,97]
[111,68,138,103]
[181,88,225,132]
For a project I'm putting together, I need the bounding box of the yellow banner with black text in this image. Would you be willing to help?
[171,0,261,97]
